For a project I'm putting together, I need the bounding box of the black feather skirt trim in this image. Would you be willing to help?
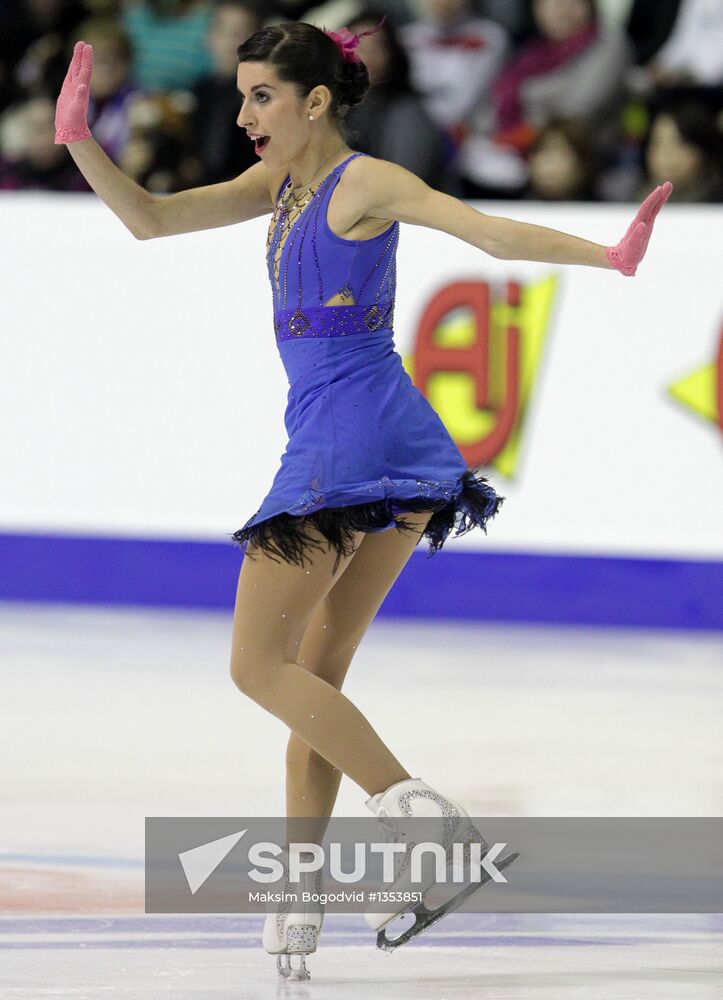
[229,469,504,575]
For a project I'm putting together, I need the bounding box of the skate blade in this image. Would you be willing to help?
[376,850,521,952]
[276,954,311,981]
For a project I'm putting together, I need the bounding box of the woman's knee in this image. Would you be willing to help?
[229,656,252,695]
[230,650,275,700]
[299,653,353,691]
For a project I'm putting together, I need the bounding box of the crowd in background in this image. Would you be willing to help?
[0,0,721,202]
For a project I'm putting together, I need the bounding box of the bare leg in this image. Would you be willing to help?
[229,520,416,798]
[284,513,434,833]
[236,655,410,796]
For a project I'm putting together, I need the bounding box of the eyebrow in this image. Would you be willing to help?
[236,84,276,95]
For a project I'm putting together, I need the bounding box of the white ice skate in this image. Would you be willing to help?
[262,846,325,981]
[364,777,520,951]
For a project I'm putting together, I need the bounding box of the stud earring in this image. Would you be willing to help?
[308,115,313,120]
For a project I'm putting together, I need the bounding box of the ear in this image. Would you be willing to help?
[307,83,332,117]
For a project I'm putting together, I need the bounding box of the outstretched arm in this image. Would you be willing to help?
[355,159,672,276]
[55,41,274,239]
[55,41,156,239]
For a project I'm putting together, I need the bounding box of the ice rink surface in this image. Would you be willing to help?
[1,601,722,997]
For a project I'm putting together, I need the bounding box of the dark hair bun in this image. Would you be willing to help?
[336,59,370,116]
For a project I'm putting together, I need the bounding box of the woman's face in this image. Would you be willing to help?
[350,21,391,85]
[528,130,585,198]
[646,114,703,187]
[533,0,592,41]
[236,61,326,164]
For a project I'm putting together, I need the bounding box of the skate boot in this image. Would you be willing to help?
[364,777,519,951]
[262,845,325,981]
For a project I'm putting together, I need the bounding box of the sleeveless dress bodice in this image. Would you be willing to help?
[231,152,503,572]
[268,151,398,339]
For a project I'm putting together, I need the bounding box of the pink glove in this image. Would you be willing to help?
[54,40,93,144]
[606,182,673,276]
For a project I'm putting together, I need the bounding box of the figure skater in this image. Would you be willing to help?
[55,22,672,982]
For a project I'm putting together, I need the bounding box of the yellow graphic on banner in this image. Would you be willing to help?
[668,319,723,435]
[668,363,719,426]
[402,276,557,479]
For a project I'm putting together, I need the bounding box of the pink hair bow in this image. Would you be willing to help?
[323,15,387,64]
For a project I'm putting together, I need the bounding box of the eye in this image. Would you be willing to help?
[238,92,269,105]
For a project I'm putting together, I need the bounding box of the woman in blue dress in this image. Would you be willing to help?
[56,23,671,982]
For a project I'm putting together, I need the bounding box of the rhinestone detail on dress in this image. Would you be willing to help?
[265,152,398,341]
[364,304,383,331]
[288,308,311,336]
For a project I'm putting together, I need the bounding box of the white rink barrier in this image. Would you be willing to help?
[0,194,721,627]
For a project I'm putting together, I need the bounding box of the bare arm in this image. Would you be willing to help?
[58,41,276,239]
[446,204,610,266]
[67,138,277,239]
[66,137,156,240]
[352,157,611,268]
[147,160,278,239]
[56,43,156,238]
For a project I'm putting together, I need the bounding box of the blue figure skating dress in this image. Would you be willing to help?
[231,152,503,572]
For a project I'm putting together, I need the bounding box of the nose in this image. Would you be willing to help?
[237,96,254,128]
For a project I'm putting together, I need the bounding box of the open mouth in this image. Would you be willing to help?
[255,135,270,152]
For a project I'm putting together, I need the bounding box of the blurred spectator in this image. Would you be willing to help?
[0,93,90,190]
[300,0,377,29]
[85,1,125,11]
[625,0,682,65]
[491,0,629,137]
[281,0,411,29]
[117,90,202,192]
[399,0,509,141]
[594,0,635,27]
[121,0,216,92]
[0,0,88,112]
[600,99,723,201]
[474,0,534,41]
[0,1,88,66]
[189,0,262,185]
[642,102,722,201]
[627,0,723,88]
[623,0,723,168]
[524,116,598,199]
[1,0,720,201]
[457,0,630,197]
[67,16,140,163]
[266,0,347,20]
[343,6,448,188]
